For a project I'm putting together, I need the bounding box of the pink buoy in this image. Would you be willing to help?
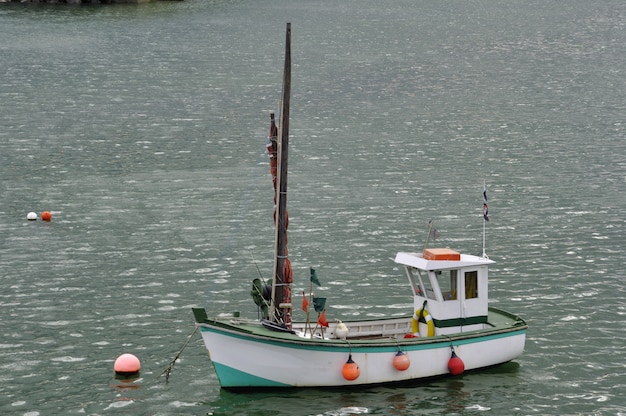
[393,350,410,371]
[114,353,141,376]
[448,350,465,375]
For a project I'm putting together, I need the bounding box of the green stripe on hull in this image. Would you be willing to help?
[201,325,526,354]
[433,315,488,328]
[213,361,291,388]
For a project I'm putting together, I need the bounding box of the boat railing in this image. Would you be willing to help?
[328,318,413,340]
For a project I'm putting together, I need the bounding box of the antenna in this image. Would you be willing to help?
[423,219,439,251]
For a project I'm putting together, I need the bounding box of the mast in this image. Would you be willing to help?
[270,23,293,326]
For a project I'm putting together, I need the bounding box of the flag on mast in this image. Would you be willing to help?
[482,184,489,222]
[312,297,326,313]
[481,180,489,258]
[317,310,329,327]
[301,291,309,312]
[310,267,321,286]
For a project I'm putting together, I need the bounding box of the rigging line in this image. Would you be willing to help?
[203,139,272,306]
[251,254,266,283]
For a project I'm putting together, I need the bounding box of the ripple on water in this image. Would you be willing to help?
[324,407,370,416]
[104,401,134,410]
[50,356,86,363]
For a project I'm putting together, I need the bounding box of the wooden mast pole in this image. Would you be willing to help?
[270,23,292,325]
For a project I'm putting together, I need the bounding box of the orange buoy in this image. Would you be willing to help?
[114,353,141,376]
[41,211,52,221]
[342,354,360,381]
[393,350,410,371]
[448,350,465,375]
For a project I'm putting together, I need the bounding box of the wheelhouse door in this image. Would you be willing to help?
[459,268,488,320]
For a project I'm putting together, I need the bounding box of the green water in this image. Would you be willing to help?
[1,0,624,414]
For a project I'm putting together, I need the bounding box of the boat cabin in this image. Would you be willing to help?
[394,248,495,335]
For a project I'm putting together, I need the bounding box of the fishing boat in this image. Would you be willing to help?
[192,23,527,389]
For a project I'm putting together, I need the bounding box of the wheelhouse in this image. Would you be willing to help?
[395,248,495,335]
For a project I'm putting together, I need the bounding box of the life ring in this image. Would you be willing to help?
[411,308,435,337]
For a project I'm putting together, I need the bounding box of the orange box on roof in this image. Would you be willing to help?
[423,248,461,261]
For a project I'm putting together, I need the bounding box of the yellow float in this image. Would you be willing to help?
[411,308,435,337]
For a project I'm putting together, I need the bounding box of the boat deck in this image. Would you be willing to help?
[194,307,527,344]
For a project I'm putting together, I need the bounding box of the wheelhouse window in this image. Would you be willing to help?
[436,270,458,301]
[409,268,436,300]
[465,270,479,299]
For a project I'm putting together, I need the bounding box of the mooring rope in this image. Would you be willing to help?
[158,326,199,383]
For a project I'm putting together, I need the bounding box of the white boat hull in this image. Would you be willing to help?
[195,312,526,388]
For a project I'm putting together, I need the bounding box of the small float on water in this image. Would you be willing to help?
[192,23,527,389]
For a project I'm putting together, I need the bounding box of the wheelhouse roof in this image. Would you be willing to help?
[394,250,495,271]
